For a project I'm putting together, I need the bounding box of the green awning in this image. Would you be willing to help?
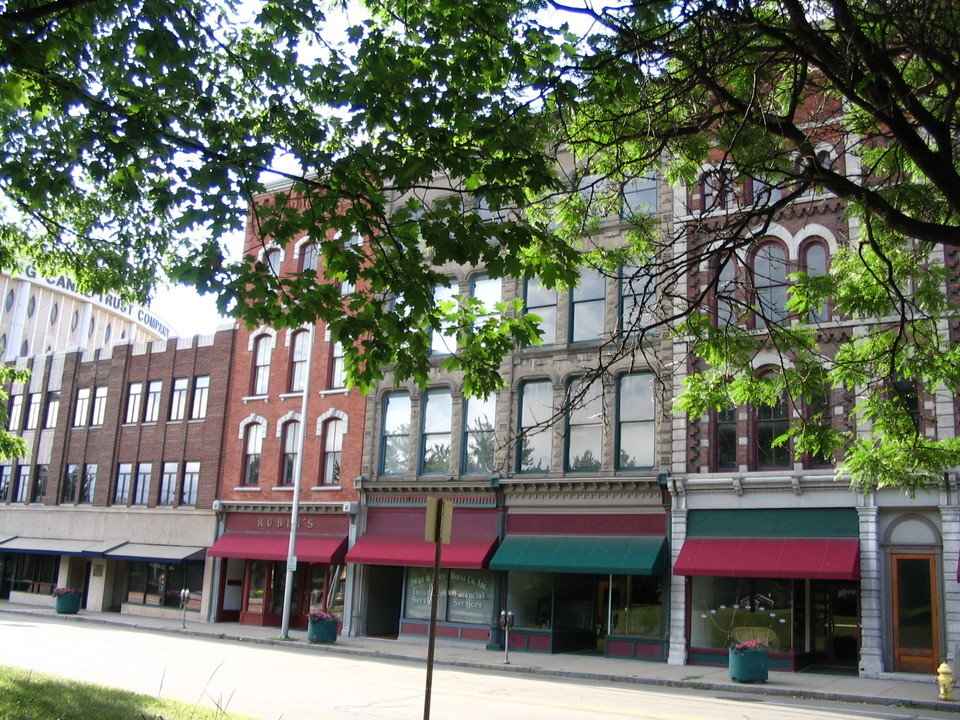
[489,535,665,575]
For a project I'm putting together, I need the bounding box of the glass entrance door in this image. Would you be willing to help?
[892,554,939,673]
[810,581,859,666]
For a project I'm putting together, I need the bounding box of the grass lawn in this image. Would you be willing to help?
[0,665,260,720]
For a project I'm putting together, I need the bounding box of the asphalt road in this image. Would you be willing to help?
[0,616,952,720]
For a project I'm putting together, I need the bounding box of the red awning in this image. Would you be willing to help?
[673,537,860,581]
[208,533,347,564]
[345,534,498,569]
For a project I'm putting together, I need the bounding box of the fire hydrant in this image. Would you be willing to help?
[937,662,954,701]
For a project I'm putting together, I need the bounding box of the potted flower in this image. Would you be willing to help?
[52,587,82,615]
[728,638,769,683]
[307,610,339,644]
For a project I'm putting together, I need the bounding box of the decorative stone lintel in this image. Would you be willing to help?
[217,501,347,514]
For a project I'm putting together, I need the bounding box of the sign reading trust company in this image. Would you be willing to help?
[18,265,171,339]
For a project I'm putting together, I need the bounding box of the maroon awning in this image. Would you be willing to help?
[673,537,860,581]
[345,534,497,569]
[208,533,347,564]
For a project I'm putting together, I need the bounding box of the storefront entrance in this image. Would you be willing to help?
[891,554,939,673]
[809,580,859,667]
[238,561,344,629]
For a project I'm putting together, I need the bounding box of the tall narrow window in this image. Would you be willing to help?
[80,464,97,503]
[518,380,552,473]
[620,265,656,334]
[566,379,603,471]
[7,394,23,430]
[892,378,921,432]
[13,465,29,502]
[805,388,833,468]
[321,419,344,485]
[380,393,411,476]
[25,393,41,430]
[43,391,60,429]
[30,465,47,503]
[190,376,210,419]
[61,464,79,503]
[280,421,300,485]
[755,382,790,468]
[463,394,496,474]
[752,243,789,328]
[115,463,132,505]
[524,278,557,345]
[143,381,162,422]
[90,386,108,426]
[133,463,151,505]
[265,248,281,276]
[251,335,273,395]
[420,390,452,475]
[125,382,143,423]
[617,374,655,469]
[715,258,738,326]
[180,461,199,506]
[243,424,264,485]
[803,241,830,323]
[289,330,309,392]
[329,342,346,389]
[715,406,738,470]
[300,242,318,273]
[168,378,188,420]
[0,466,9,501]
[430,282,458,355]
[570,269,606,342]
[158,462,178,505]
[72,389,89,427]
[471,275,501,324]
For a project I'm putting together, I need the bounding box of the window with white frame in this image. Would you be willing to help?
[90,386,108,426]
[180,461,199,506]
[280,421,300,485]
[72,389,89,427]
[751,242,789,328]
[0,465,9,501]
[7,394,22,430]
[25,393,41,430]
[133,463,151,505]
[79,464,97,503]
[61,464,79,503]
[30,465,46,503]
[143,381,162,422]
[251,335,273,395]
[430,282,458,355]
[289,330,309,392]
[169,378,188,420]
[115,463,132,505]
[329,342,346,389]
[43,391,60,429]
[158,462,177,505]
[191,376,209,419]
[321,419,344,485]
[125,382,143,423]
[300,242,318,273]
[13,465,29,502]
[243,423,264,485]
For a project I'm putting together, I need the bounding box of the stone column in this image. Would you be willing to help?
[939,505,959,665]
[667,507,688,665]
[857,504,884,676]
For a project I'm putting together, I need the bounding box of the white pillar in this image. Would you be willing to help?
[667,507,688,665]
[857,504,884,676]
[5,279,31,360]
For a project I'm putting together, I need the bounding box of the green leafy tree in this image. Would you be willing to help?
[2,0,960,490]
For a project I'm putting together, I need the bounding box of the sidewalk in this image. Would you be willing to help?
[0,602,953,713]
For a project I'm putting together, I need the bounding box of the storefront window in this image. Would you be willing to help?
[8,553,58,594]
[506,572,553,630]
[446,570,494,624]
[246,561,266,614]
[620,575,663,637]
[310,564,346,617]
[554,573,593,631]
[125,562,203,608]
[690,576,794,651]
[269,562,297,615]
[404,567,447,620]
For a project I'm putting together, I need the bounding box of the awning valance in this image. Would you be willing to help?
[673,537,860,581]
[104,543,206,564]
[489,535,666,575]
[345,534,497,569]
[207,533,347,564]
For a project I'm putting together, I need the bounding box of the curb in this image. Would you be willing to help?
[2,607,954,713]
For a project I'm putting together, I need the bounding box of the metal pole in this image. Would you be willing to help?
[280,323,315,639]
[423,510,443,720]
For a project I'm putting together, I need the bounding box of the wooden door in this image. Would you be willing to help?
[891,554,939,673]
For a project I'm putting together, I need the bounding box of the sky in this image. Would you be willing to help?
[149,281,234,338]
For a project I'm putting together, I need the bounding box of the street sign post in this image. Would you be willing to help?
[423,497,452,720]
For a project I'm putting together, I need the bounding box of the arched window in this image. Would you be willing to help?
[251,334,273,395]
[264,248,281,276]
[565,379,602,471]
[517,380,552,473]
[321,419,345,485]
[380,393,410,476]
[299,242,318,273]
[420,389,452,475]
[242,423,264,485]
[751,243,789,328]
[701,167,735,212]
[802,241,830,323]
[289,330,309,392]
[280,420,300,485]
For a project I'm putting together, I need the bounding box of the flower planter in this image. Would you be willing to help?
[55,592,82,615]
[728,648,768,683]
[307,619,338,644]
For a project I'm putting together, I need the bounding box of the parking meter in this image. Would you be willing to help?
[499,611,515,664]
[179,588,191,629]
